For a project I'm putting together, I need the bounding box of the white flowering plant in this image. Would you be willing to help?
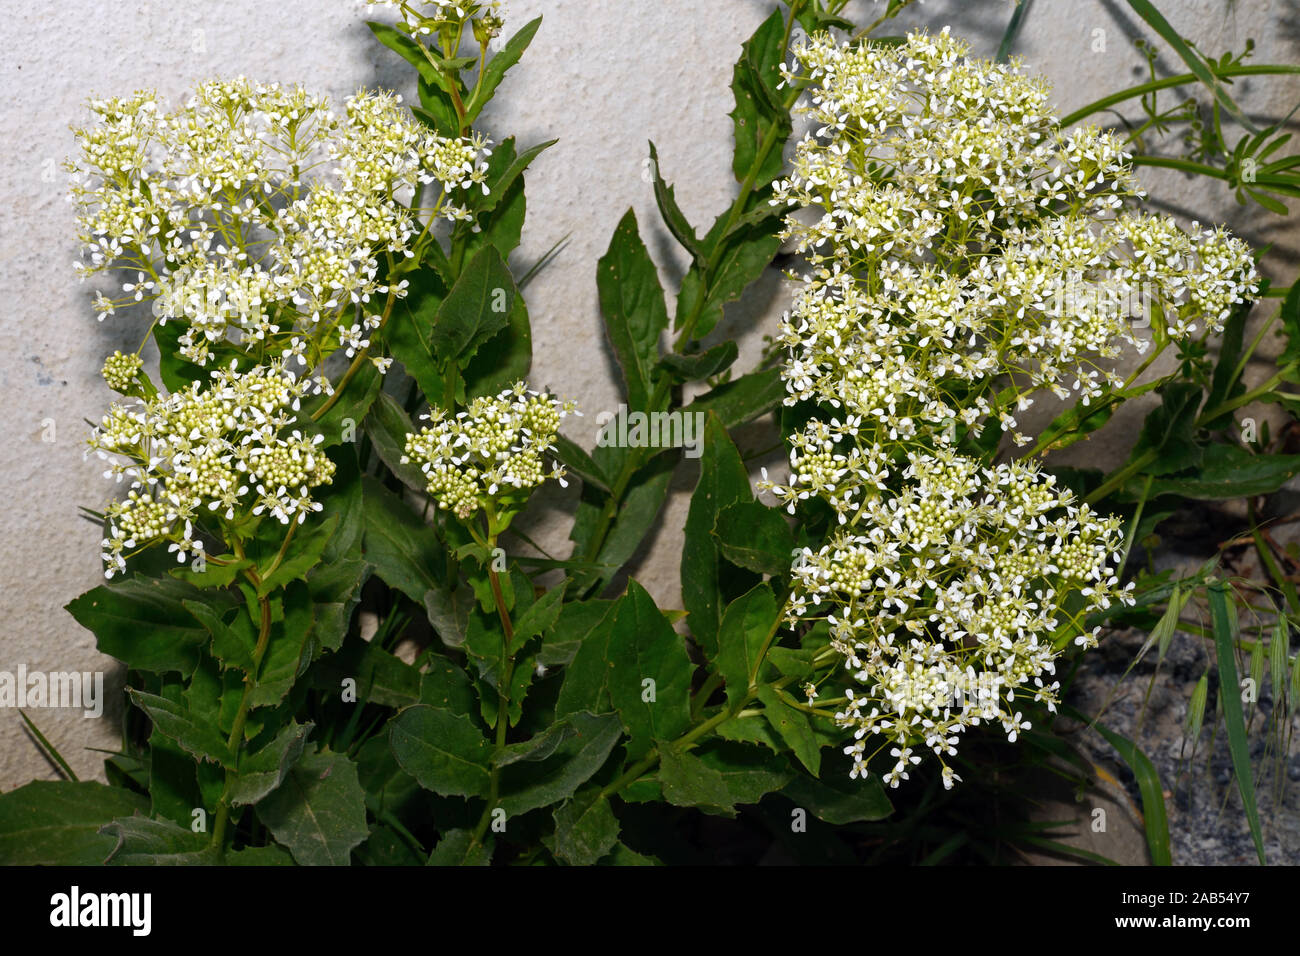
[5,0,1300,868]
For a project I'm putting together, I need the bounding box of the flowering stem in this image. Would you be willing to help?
[309,277,401,422]
[259,520,298,583]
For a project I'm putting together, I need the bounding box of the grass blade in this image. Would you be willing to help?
[18,709,79,782]
[1208,583,1267,864]
[1269,619,1288,709]
[1067,705,1171,865]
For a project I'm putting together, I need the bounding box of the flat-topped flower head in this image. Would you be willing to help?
[402,383,578,523]
[766,27,1254,788]
[88,362,334,577]
[68,78,493,380]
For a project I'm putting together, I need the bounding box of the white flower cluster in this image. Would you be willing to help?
[402,383,577,521]
[763,29,1257,789]
[773,27,1257,441]
[88,362,335,578]
[68,78,492,384]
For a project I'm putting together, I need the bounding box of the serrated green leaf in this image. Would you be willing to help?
[683,413,755,658]
[781,769,893,824]
[552,789,620,866]
[254,750,369,866]
[598,209,668,411]
[716,583,777,708]
[496,712,622,817]
[755,685,820,774]
[464,16,542,124]
[227,720,314,807]
[128,688,234,768]
[0,781,147,865]
[607,581,693,760]
[427,828,491,865]
[67,576,218,677]
[390,705,493,798]
[714,499,795,575]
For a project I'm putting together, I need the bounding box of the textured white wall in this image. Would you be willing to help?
[2,0,1297,788]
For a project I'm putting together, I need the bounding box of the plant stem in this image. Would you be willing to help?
[1058,65,1300,129]
[210,586,273,853]
[470,537,515,848]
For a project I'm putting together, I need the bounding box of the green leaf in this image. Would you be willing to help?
[247,582,315,709]
[361,475,444,604]
[128,688,234,768]
[1207,585,1266,864]
[478,137,555,216]
[598,209,668,411]
[102,815,222,865]
[496,712,623,816]
[692,739,793,807]
[367,21,439,85]
[781,770,893,824]
[606,581,693,759]
[714,500,795,576]
[657,746,735,812]
[571,453,675,591]
[420,657,478,716]
[0,781,147,865]
[67,576,217,677]
[647,141,703,263]
[552,789,620,866]
[254,750,370,866]
[716,583,777,708]
[658,341,739,383]
[509,583,566,656]
[171,556,253,589]
[462,285,533,399]
[1277,279,1300,367]
[463,16,542,124]
[716,712,783,752]
[729,10,793,187]
[684,367,783,430]
[683,413,755,658]
[432,244,516,362]
[1142,445,1300,500]
[227,721,314,806]
[555,602,619,717]
[541,597,615,668]
[364,391,429,493]
[755,685,820,774]
[384,266,450,402]
[1131,382,1203,476]
[427,828,491,865]
[316,633,423,709]
[1083,713,1173,866]
[674,224,782,339]
[390,705,493,798]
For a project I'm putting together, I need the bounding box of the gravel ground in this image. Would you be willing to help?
[1057,498,1300,866]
